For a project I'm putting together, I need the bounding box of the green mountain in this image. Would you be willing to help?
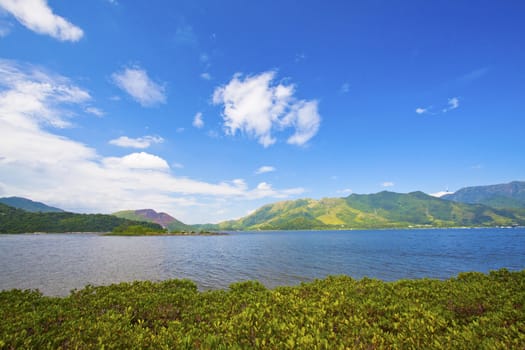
[0,203,163,234]
[200,191,525,231]
[0,196,64,213]
[113,209,192,232]
[442,181,525,209]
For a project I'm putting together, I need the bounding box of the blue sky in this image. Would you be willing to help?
[0,0,524,223]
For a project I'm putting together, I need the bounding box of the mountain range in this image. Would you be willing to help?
[198,190,525,231]
[0,197,64,213]
[442,181,525,209]
[113,209,192,232]
[1,181,524,232]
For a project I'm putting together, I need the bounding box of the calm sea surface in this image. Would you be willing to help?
[1,228,524,296]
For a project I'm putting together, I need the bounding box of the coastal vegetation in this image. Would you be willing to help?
[0,269,523,348]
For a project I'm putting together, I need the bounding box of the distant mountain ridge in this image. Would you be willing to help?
[0,203,163,234]
[113,209,192,232]
[0,197,64,213]
[198,191,525,231]
[443,181,525,209]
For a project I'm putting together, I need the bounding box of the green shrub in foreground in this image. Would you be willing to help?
[0,270,524,349]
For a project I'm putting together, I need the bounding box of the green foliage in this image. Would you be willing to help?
[0,203,164,233]
[107,224,167,236]
[0,270,524,348]
[205,191,525,231]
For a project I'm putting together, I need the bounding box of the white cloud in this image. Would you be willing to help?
[430,191,453,198]
[416,97,460,115]
[381,182,394,187]
[109,135,164,149]
[192,112,204,128]
[85,106,104,117]
[443,97,459,112]
[284,100,321,146]
[0,60,304,223]
[103,152,169,170]
[200,72,212,80]
[0,0,83,41]
[255,165,275,174]
[112,66,166,107]
[415,107,427,115]
[337,188,353,195]
[213,71,321,147]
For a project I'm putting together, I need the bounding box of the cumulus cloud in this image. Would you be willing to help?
[255,166,275,174]
[0,0,83,41]
[112,66,166,107]
[192,112,204,128]
[0,60,303,223]
[381,182,395,187]
[212,71,321,147]
[109,135,164,149]
[103,152,170,170]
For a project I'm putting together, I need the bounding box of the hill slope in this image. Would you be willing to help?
[201,191,525,231]
[113,209,192,232]
[443,181,525,209]
[0,203,163,234]
[0,197,64,213]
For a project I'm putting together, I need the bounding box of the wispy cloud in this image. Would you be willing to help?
[0,18,12,37]
[0,0,83,41]
[174,23,197,45]
[416,97,459,115]
[340,82,350,94]
[442,97,459,112]
[109,135,164,149]
[295,53,306,62]
[213,71,321,147]
[337,188,353,195]
[381,182,394,187]
[85,106,105,117]
[192,112,204,128]
[200,72,212,80]
[112,66,166,107]
[458,67,489,84]
[255,166,276,174]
